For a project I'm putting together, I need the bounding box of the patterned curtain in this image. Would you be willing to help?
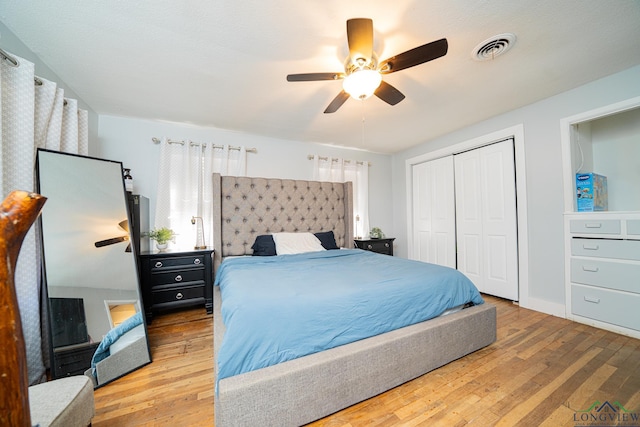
[154,138,247,249]
[312,155,370,240]
[1,49,88,384]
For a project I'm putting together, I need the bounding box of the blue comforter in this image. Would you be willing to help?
[214,249,483,382]
[91,311,143,368]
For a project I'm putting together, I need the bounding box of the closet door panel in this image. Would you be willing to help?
[455,139,518,300]
[480,141,518,300]
[411,157,455,268]
[460,234,482,283]
[412,162,433,262]
[455,151,485,289]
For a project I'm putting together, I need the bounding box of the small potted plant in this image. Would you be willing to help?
[146,227,176,251]
[369,227,385,239]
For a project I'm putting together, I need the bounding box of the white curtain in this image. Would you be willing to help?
[1,49,88,384]
[312,155,369,240]
[154,138,247,249]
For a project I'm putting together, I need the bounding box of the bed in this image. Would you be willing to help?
[84,312,150,387]
[212,173,496,426]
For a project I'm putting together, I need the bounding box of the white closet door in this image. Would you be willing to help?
[455,139,518,300]
[411,156,456,268]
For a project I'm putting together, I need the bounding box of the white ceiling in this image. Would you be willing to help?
[2,1,639,154]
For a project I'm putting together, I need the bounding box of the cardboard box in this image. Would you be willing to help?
[576,173,608,212]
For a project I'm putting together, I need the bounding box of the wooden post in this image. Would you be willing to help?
[0,190,47,426]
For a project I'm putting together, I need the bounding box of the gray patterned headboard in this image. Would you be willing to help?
[212,173,354,271]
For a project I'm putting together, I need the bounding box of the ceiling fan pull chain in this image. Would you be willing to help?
[361,100,366,147]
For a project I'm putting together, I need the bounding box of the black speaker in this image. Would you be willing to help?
[127,194,150,254]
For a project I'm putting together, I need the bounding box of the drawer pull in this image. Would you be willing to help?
[174,275,183,282]
[584,296,600,304]
[385,243,389,248]
[581,266,599,272]
[155,261,163,268]
[582,244,599,251]
[193,258,201,265]
[367,244,373,250]
[584,223,602,229]
[176,292,184,300]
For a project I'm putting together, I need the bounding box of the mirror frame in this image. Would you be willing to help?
[36,149,151,388]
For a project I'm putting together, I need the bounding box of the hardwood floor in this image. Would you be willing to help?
[93,296,640,426]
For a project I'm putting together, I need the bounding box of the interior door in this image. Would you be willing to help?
[455,139,518,300]
[411,156,456,268]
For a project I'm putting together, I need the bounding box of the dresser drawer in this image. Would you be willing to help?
[152,284,205,305]
[628,220,640,236]
[570,258,640,293]
[571,284,640,331]
[150,268,205,286]
[571,238,640,261]
[569,219,621,235]
[150,255,206,270]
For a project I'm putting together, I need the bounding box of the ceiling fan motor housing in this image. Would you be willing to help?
[286,18,448,112]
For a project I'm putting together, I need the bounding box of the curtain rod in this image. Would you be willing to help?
[152,137,257,153]
[307,154,371,166]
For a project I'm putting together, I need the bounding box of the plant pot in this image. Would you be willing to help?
[156,242,168,251]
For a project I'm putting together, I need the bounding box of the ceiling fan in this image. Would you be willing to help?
[286,18,448,113]
[94,219,132,252]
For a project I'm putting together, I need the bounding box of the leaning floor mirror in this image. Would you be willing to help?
[36,149,151,388]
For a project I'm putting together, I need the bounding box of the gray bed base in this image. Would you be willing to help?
[211,174,496,426]
[214,286,496,426]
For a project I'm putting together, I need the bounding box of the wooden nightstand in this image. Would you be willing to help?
[354,238,395,256]
[139,248,214,323]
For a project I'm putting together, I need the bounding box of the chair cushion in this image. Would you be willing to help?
[29,376,94,427]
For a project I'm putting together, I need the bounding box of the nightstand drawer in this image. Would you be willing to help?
[571,284,640,331]
[571,238,640,261]
[150,255,206,270]
[367,241,392,254]
[53,343,99,377]
[354,238,395,256]
[152,284,205,305]
[569,219,621,235]
[570,258,640,293]
[150,268,205,286]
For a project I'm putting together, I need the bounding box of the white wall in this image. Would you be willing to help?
[97,115,394,237]
[392,65,640,313]
[592,107,640,212]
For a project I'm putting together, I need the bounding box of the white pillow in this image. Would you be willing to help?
[272,232,326,255]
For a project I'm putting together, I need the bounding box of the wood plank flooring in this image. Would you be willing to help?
[93,296,640,426]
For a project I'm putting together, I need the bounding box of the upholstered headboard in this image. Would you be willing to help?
[212,173,354,271]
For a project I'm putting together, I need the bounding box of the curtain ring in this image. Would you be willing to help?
[0,48,19,67]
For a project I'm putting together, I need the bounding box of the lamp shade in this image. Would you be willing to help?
[342,69,382,100]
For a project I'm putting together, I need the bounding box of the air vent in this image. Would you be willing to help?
[472,33,517,61]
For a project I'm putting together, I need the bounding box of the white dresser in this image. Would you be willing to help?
[564,213,640,338]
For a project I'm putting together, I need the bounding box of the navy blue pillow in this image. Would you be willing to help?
[251,235,276,256]
[315,231,339,250]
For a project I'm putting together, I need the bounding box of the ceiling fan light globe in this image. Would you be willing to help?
[343,70,382,100]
